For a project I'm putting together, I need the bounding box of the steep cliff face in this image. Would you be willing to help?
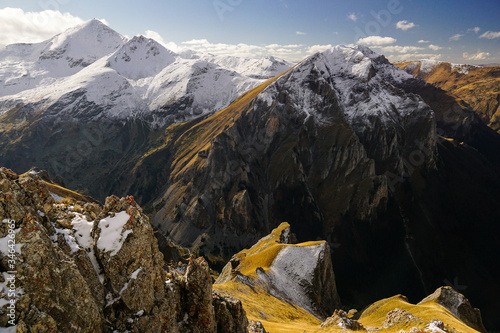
[0,168,249,332]
[214,223,341,331]
[136,46,500,330]
[149,46,436,260]
[216,223,341,320]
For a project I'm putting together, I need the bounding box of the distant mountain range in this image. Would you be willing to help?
[1,20,500,331]
[395,59,500,133]
[0,19,292,125]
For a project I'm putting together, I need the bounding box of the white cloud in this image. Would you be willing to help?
[387,53,443,62]
[479,31,500,39]
[357,36,397,46]
[449,34,463,41]
[418,40,429,43]
[428,44,443,51]
[306,44,333,54]
[143,30,183,53]
[396,20,417,31]
[463,51,490,60]
[0,7,85,47]
[177,38,306,60]
[296,31,307,35]
[468,27,481,34]
[347,13,358,22]
[379,45,425,53]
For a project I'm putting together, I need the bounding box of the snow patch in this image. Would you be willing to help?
[0,272,25,307]
[260,243,327,317]
[71,213,105,283]
[97,211,132,257]
[49,192,64,202]
[0,227,22,256]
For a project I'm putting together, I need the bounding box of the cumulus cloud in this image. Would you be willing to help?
[479,31,500,39]
[357,36,397,46]
[468,27,481,34]
[379,45,424,53]
[296,31,307,35]
[428,44,443,51]
[418,40,429,43]
[143,30,183,53]
[449,34,463,41]
[396,20,417,31]
[142,30,334,61]
[176,38,306,60]
[306,44,333,54]
[463,51,491,60]
[347,13,358,22]
[387,53,442,62]
[0,7,85,47]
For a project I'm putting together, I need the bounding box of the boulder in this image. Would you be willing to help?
[418,287,486,333]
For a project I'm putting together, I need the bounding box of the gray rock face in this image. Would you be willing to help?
[419,287,486,333]
[216,223,341,321]
[0,168,249,332]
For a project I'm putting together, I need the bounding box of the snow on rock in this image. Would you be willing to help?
[425,320,447,333]
[418,59,444,74]
[0,225,22,256]
[96,211,132,257]
[257,242,331,318]
[0,19,293,124]
[107,36,176,80]
[258,44,428,129]
[0,19,125,98]
[71,213,105,283]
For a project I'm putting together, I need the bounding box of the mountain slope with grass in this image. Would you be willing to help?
[395,60,500,133]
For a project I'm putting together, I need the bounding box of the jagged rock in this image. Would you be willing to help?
[320,309,364,330]
[0,168,105,332]
[248,320,267,333]
[418,287,486,333]
[425,319,447,333]
[382,308,421,328]
[175,257,215,332]
[216,223,341,321]
[213,292,248,333]
[0,168,249,332]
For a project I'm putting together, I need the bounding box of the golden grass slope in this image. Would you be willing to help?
[215,223,483,333]
[395,61,500,132]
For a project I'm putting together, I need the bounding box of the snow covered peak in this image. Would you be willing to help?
[309,44,386,80]
[258,44,426,127]
[106,35,177,80]
[39,19,126,64]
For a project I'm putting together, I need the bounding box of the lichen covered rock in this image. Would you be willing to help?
[0,168,249,332]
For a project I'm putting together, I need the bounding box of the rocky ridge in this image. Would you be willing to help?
[395,60,500,132]
[0,167,248,332]
[215,222,341,320]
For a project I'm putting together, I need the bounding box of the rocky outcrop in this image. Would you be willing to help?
[216,223,341,321]
[382,308,421,329]
[248,320,267,333]
[0,168,249,332]
[213,292,248,333]
[419,287,486,333]
[320,309,364,330]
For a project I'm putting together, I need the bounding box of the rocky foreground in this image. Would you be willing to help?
[0,168,247,332]
[0,167,489,332]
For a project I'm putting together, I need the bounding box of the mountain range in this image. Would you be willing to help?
[1,20,499,331]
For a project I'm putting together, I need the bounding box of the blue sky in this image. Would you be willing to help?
[0,0,499,63]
